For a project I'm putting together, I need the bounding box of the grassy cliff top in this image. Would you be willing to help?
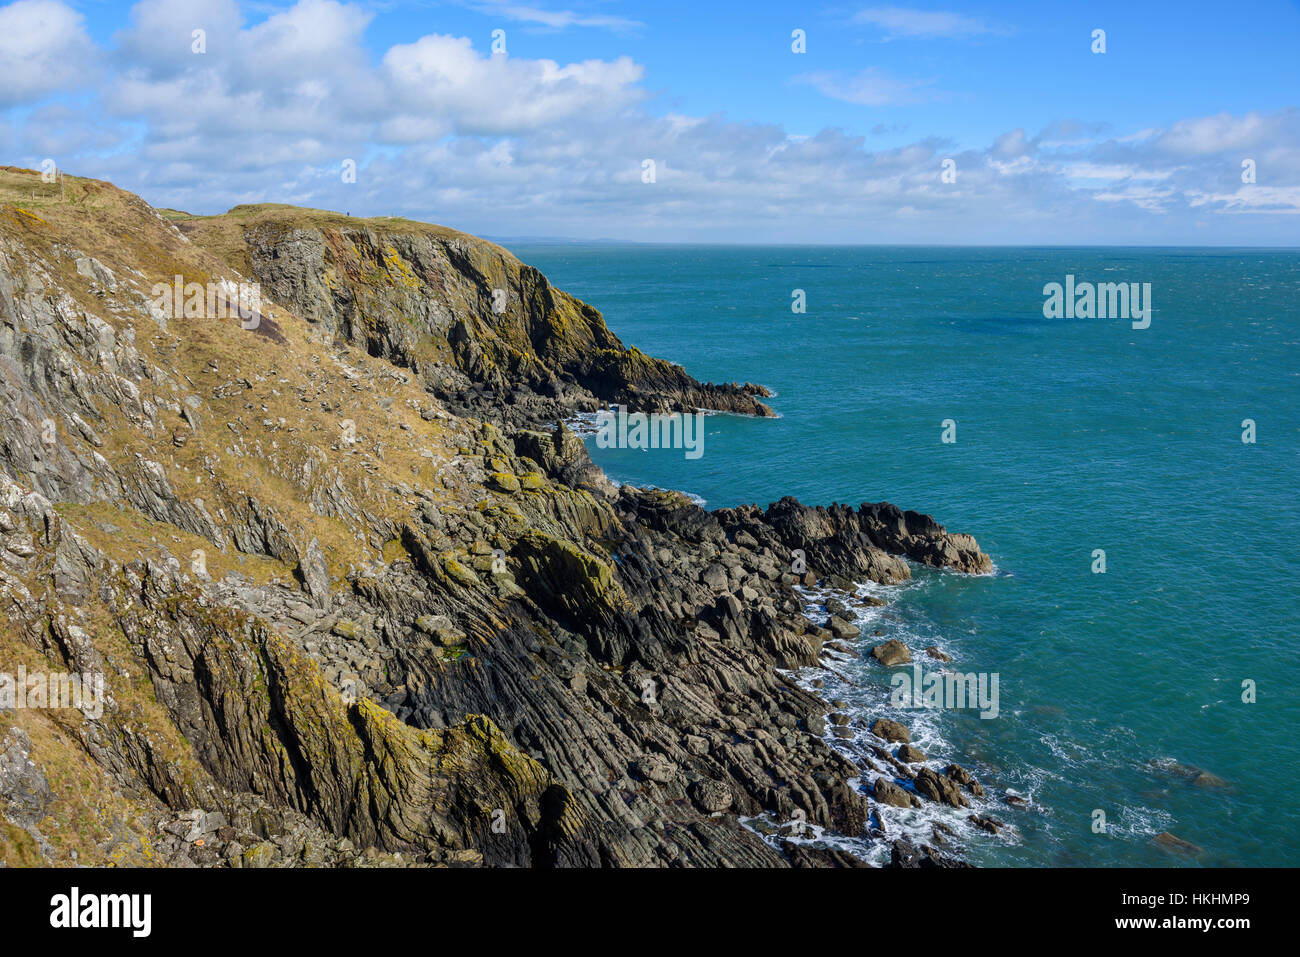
[1,165,519,279]
[175,201,519,275]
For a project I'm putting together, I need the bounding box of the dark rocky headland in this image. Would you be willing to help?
[0,167,992,867]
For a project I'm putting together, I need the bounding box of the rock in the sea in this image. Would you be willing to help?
[827,616,860,639]
[870,639,912,666]
[897,744,927,764]
[1152,832,1202,855]
[888,838,972,869]
[944,764,983,797]
[914,767,970,808]
[872,777,912,808]
[871,718,911,744]
[1149,758,1231,790]
[968,814,1002,834]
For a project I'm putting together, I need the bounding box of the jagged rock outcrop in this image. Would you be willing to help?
[0,166,991,868]
[179,207,774,429]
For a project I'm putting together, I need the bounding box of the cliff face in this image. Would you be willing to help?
[0,166,989,868]
[178,206,773,429]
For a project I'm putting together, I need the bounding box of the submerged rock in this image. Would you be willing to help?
[1148,758,1231,791]
[1153,832,1202,855]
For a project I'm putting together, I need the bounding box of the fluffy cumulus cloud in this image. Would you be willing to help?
[382,34,645,135]
[1,0,1297,243]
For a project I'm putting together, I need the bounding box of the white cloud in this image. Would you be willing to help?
[1155,111,1280,156]
[992,128,1031,158]
[382,34,645,134]
[0,0,99,108]
[1089,187,1177,213]
[1187,185,1300,214]
[795,67,940,106]
[479,3,643,32]
[1066,163,1175,181]
[1116,128,1160,144]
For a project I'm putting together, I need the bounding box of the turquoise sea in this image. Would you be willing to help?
[513,244,1300,867]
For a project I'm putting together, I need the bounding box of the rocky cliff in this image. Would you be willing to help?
[0,166,990,868]
[177,204,773,429]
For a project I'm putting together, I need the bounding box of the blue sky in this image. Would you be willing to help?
[2,0,1298,243]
